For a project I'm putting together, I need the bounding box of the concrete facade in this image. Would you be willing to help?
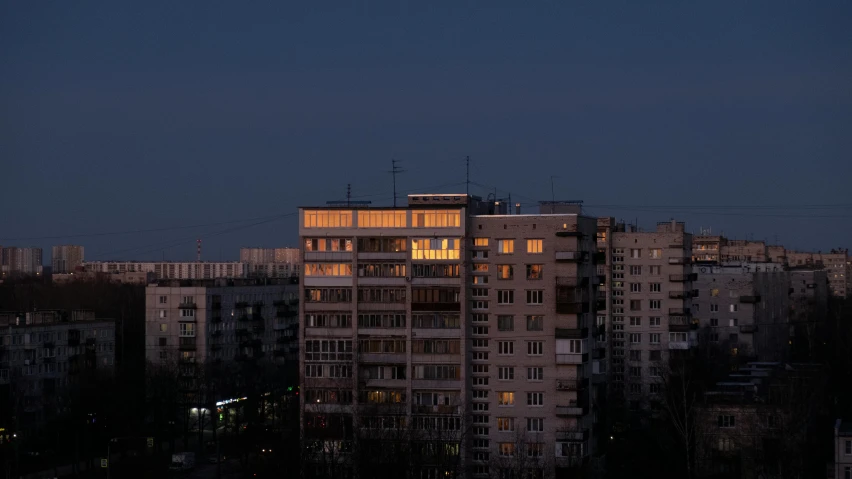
[298,194,601,478]
[835,419,852,479]
[693,264,791,362]
[144,279,299,368]
[599,220,695,408]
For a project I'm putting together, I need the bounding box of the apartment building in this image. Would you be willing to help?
[786,249,850,298]
[0,247,43,277]
[835,419,852,479]
[52,270,154,285]
[85,261,247,280]
[596,220,695,408]
[299,194,601,479]
[0,310,116,434]
[51,245,85,274]
[145,278,299,368]
[693,264,791,362]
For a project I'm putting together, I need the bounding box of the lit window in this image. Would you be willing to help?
[526,264,543,280]
[304,263,353,276]
[303,210,353,228]
[473,238,489,247]
[649,249,662,259]
[356,210,407,228]
[497,265,513,279]
[411,238,460,260]
[498,240,515,254]
[497,417,514,431]
[411,209,461,228]
[526,239,543,254]
[498,392,515,406]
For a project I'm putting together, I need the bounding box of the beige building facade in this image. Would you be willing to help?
[85,261,247,280]
[299,194,601,478]
[51,245,85,274]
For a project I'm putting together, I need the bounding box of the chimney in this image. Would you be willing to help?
[515,203,521,215]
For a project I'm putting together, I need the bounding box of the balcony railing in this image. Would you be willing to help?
[555,378,588,391]
[555,402,588,417]
[669,291,691,299]
[556,353,588,365]
[211,302,222,310]
[411,405,460,415]
[739,295,761,303]
[555,428,590,441]
[592,252,606,264]
[668,257,690,265]
[178,302,197,309]
[179,337,197,350]
[669,308,691,316]
[235,301,250,309]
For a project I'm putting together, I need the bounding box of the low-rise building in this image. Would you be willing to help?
[84,261,247,280]
[0,310,116,434]
[695,362,824,479]
[835,419,852,479]
[52,270,154,285]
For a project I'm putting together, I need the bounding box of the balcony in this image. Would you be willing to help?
[669,291,691,299]
[668,340,692,350]
[739,295,761,304]
[739,324,757,334]
[235,301,250,309]
[556,251,587,262]
[178,302,197,309]
[592,347,606,359]
[240,339,262,349]
[555,402,588,417]
[179,337,197,350]
[555,327,589,339]
[669,308,691,316]
[669,273,697,282]
[44,341,56,349]
[668,257,690,265]
[211,302,222,310]
[556,276,588,287]
[556,302,589,315]
[556,353,588,365]
[592,252,606,264]
[668,316,694,332]
[555,378,588,391]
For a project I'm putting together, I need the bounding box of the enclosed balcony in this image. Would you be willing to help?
[669,308,691,316]
[555,398,588,417]
[178,302,197,309]
[555,428,589,442]
[556,353,589,365]
[668,257,690,265]
[555,251,588,262]
[178,337,197,350]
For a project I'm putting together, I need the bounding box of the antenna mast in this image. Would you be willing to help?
[196,239,202,261]
[346,184,351,207]
[390,159,406,207]
[466,156,470,195]
[550,176,558,213]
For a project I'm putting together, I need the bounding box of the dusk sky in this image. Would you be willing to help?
[2,1,851,261]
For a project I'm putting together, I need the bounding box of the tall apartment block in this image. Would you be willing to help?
[145,278,299,369]
[0,247,43,277]
[0,310,116,434]
[299,194,601,479]
[85,261,246,280]
[596,220,695,408]
[692,264,791,361]
[51,245,85,274]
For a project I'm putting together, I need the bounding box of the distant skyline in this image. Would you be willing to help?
[2,1,851,260]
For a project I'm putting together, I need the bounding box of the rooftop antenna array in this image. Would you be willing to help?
[389,159,406,207]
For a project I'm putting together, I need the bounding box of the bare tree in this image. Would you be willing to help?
[660,353,706,479]
[489,427,553,479]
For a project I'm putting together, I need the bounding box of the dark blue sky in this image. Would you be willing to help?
[2,1,851,261]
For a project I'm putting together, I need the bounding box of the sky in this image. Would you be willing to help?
[2,1,851,261]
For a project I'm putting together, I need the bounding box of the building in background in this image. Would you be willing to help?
[0,247,43,277]
[52,270,154,285]
[84,261,246,280]
[597,220,695,409]
[0,310,116,434]
[240,247,301,278]
[693,263,791,362]
[145,277,299,392]
[299,194,602,478]
[51,245,85,274]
